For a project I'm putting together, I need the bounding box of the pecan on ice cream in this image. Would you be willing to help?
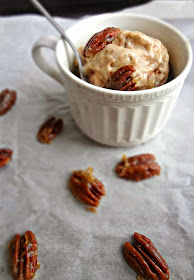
[123,232,170,280]
[104,65,137,91]
[83,27,121,57]
[69,167,106,208]
[8,231,39,280]
[115,154,161,181]
[37,116,63,144]
[0,89,17,116]
[0,149,13,168]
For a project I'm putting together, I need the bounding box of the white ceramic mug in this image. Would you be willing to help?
[32,13,192,146]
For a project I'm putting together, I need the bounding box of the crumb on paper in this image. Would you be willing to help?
[85,206,98,213]
[137,275,146,280]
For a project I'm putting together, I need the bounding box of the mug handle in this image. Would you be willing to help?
[31,36,64,86]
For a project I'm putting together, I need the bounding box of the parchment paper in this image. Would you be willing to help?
[0,10,194,280]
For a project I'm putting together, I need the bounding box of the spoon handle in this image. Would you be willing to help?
[30,0,86,81]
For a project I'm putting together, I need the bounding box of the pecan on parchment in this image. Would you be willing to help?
[37,117,63,144]
[115,153,161,181]
[104,65,137,91]
[0,149,13,168]
[0,89,17,116]
[83,27,121,57]
[69,167,106,208]
[8,231,39,280]
[123,232,170,280]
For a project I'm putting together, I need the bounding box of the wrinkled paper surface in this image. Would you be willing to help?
[0,12,193,280]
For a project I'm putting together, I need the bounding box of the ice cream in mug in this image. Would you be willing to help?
[79,27,169,91]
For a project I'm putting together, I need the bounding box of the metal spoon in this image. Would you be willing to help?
[30,0,86,81]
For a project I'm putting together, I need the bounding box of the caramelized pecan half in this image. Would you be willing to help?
[0,149,13,168]
[0,89,17,116]
[123,233,170,280]
[83,27,121,57]
[69,167,106,208]
[37,117,63,144]
[104,65,137,91]
[115,153,161,181]
[8,231,39,280]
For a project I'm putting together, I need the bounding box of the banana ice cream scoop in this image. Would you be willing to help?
[81,28,169,91]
